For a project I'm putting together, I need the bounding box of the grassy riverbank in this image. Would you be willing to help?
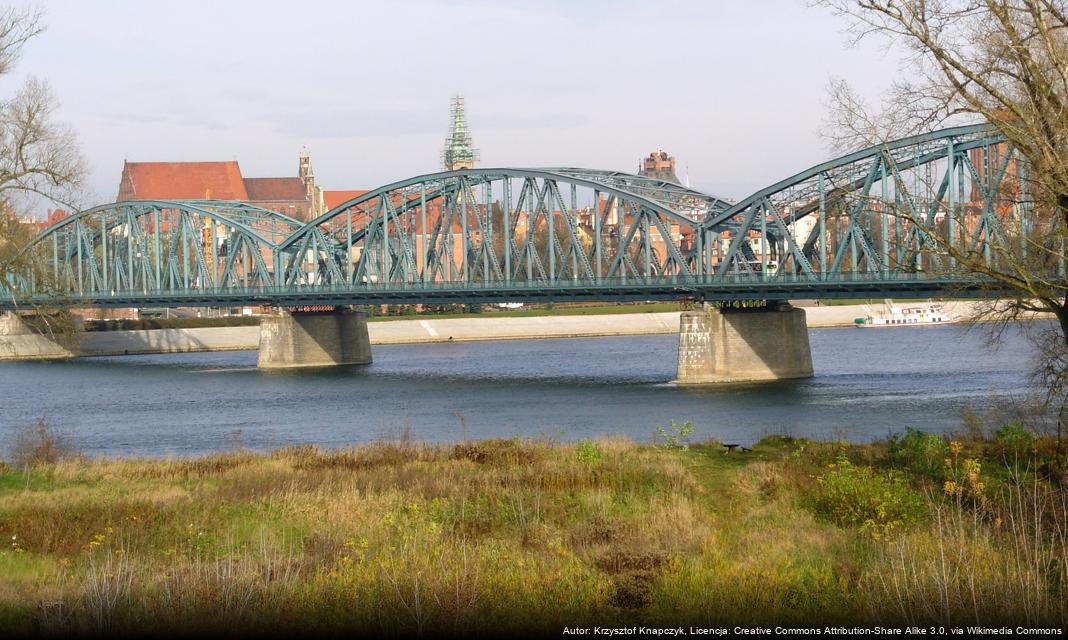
[0,425,1065,635]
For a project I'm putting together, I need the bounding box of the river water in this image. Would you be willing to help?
[0,324,1044,457]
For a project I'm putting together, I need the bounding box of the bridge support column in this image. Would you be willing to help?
[673,303,813,384]
[257,307,372,369]
[0,312,80,361]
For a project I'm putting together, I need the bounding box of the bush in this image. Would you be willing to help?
[575,439,604,465]
[810,456,927,538]
[654,420,695,450]
[887,428,948,479]
[994,421,1034,456]
[7,418,79,469]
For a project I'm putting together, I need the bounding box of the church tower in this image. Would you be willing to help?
[298,148,324,217]
[442,96,479,171]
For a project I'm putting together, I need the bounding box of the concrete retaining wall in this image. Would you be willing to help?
[80,326,262,356]
[368,312,681,344]
[0,313,77,360]
[0,302,1043,361]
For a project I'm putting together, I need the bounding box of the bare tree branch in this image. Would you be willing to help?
[816,0,1068,415]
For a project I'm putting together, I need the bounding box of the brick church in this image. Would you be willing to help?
[115,150,363,222]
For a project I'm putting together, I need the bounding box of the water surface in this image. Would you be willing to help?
[0,324,1040,456]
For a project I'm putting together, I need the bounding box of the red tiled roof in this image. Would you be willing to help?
[118,161,249,201]
[244,177,307,202]
[324,189,371,210]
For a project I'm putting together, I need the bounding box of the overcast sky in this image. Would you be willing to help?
[11,0,904,208]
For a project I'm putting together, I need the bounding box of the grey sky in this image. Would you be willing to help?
[12,0,902,207]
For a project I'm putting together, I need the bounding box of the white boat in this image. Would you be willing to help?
[853,299,958,327]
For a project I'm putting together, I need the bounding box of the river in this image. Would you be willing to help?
[0,324,1044,457]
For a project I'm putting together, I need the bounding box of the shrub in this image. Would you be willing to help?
[7,418,79,469]
[654,421,695,450]
[810,456,926,538]
[887,428,948,479]
[575,439,604,465]
[994,421,1034,456]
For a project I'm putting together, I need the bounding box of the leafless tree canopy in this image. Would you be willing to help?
[0,5,83,211]
[819,1,1068,210]
[0,5,85,319]
[0,5,41,77]
[817,0,1068,412]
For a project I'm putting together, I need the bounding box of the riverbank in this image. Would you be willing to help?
[0,425,1063,634]
[0,301,1050,359]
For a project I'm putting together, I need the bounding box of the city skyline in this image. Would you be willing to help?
[15,0,904,210]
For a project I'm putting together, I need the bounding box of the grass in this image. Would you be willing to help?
[0,428,1065,635]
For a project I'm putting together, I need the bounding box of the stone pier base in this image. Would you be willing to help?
[257,308,372,369]
[673,304,813,384]
[0,312,80,361]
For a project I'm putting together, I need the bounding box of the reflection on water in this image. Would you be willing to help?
[0,324,1042,456]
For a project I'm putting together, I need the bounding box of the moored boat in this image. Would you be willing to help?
[853,299,958,327]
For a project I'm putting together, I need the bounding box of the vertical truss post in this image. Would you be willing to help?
[818,172,827,279]
[593,189,601,282]
[75,220,83,295]
[503,178,511,284]
[980,145,991,266]
[127,211,135,292]
[51,232,58,286]
[180,214,189,289]
[382,198,390,287]
[547,180,555,283]
[947,138,956,269]
[760,207,767,282]
[420,183,428,285]
[483,181,491,283]
[642,210,651,280]
[460,180,469,285]
[695,225,703,281]
[894,188,903,269]
[209,218,218,290]
[101,217,108,293]
[153,208,162,290]
[880,161,889,277]
[570,183,578,281]
[1019,155,1029,261]
[525,185,534,281]
[347,208,353,285]
[704,229,713,283]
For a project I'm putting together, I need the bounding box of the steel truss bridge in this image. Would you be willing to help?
[1,124,1040,309]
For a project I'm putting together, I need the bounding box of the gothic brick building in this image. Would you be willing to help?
[116,150,329,222]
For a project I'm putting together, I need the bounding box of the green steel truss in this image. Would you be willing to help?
[3,125,1048,309]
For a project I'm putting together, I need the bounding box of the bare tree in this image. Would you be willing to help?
[0,5,86,330]
[0,6,84,211]
[815,0,1068,449]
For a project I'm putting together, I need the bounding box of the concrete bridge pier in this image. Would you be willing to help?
[257,307,372,369]
[673,302,813,384]
[0,312,80,361]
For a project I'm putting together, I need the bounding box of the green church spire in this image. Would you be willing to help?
[443,96,479,170]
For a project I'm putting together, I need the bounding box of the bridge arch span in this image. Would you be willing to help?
[16,200,304,298]
[698,123,1017,281]
[277,167,721,289]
